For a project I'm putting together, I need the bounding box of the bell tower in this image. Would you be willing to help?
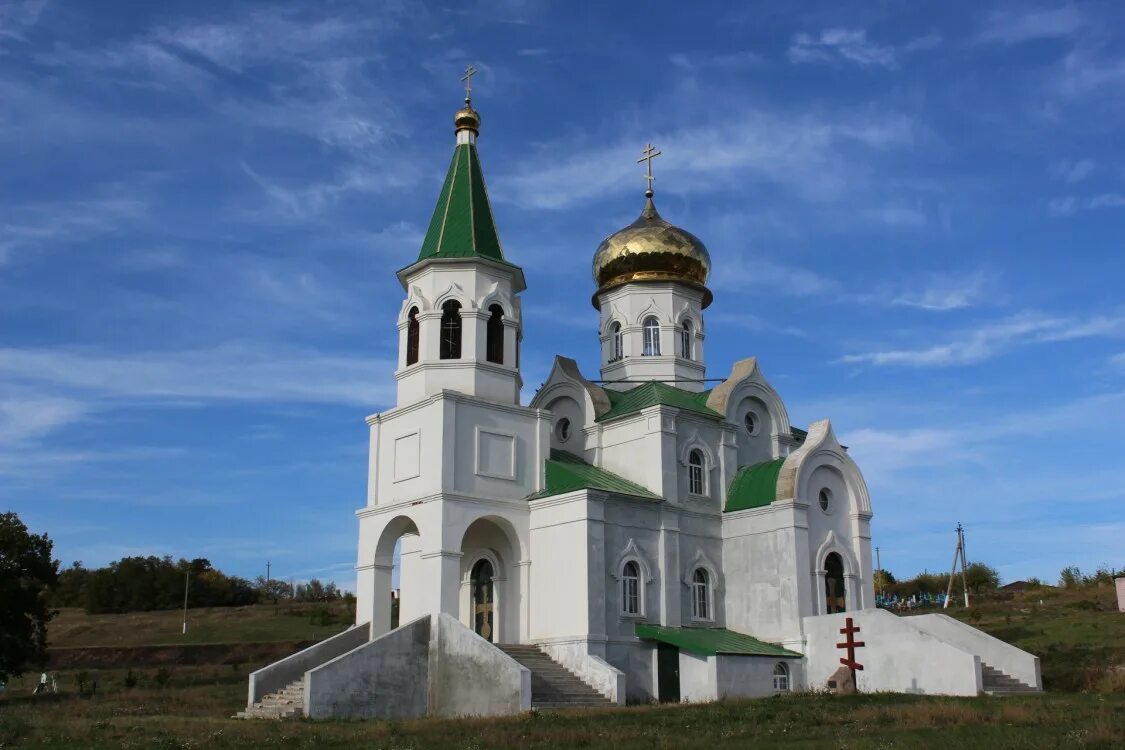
[394,67,525,407]
[592,144,712,392]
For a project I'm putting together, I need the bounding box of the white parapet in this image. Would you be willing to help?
[906,613,1041,690]
[802,609,983,696]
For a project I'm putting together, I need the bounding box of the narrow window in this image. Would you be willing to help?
[610,322,623,362]
[486,304,504,364]
[622,561,640,615]
[772,662,790,692]
[688,449,705,495]
[691,568,710,620]
[440,300,462,360]
[405,307,420,366]
[642,316,660,356]
[680,319,693,359]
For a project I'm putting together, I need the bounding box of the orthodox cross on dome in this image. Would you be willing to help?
[836,616,866,689]
[461,64,477,103]
[637,142,662,196]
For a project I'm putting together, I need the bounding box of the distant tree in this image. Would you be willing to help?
[1059,566,1083,589]
[963,562,1000,594]
[255,576,294,602]
[0,512,59,682]
[1026,577,1044,589]
[294,579,342,602]
[52,561,91,607]
[873,568,895,592]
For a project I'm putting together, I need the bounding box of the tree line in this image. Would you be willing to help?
[52,557,349,614]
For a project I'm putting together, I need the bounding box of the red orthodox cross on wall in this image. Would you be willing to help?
[837,616,866,684]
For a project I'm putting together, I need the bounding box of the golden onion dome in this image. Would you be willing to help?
[592,194,712,309]
[454,100,481,134]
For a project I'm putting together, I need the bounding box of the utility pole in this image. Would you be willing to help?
[944,523,970,608]
[875,546,883,596]
[182,567,190,636]
[266,560,272,604]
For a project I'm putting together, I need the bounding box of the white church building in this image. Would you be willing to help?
[241,83,1042,720]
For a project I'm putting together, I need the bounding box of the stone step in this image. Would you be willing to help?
[235,679,307,720]
[979,663,1039,696]
[498,645,613,709]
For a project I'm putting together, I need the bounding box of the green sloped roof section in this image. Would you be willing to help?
[528,450,659,501]
[598,382,722,423]
[725,458,784,512]
[635,624,801,658]
[417,143,509,264]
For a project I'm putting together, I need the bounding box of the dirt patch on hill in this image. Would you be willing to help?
[47,640,315,670]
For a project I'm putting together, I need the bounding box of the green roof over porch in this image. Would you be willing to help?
[724,458,785,512]
[527,450,660,501]
[635,624,801,658]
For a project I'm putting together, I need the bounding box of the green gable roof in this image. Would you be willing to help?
[725,458,784,512]
[528,450,659,501]
[417,143,510,264]
[635,624,801,658]
[598,382,722,423]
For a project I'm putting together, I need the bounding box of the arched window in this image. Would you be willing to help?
[621,561,640,615]
[642,316,660,356]
[825,552,846,614]
[772,663,790,692]
[405,307,420,366]
[688,449,705,495]
[680,319,693,359]
[486,304,504,364]
[610,321,623,362]
[439,300,462,360]
[691,568,710,620]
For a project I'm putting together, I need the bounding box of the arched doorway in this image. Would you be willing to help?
[369,515,422,636]
[470,558,495,641]
[825,552,846,613]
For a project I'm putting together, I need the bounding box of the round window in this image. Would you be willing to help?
[818,488,831,512]
[744,411,759,435]
[555,417,572,443]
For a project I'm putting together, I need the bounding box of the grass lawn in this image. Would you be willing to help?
[48,602,352,648]
[2,685,1123,749]
[3,586,1117,748]
[909,584,1125,692]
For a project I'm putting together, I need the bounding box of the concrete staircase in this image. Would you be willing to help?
[498,645,614,710]
[981,663,1040,696]
[234,679,305,719]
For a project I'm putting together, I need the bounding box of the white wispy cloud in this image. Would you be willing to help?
[0,395,90,445]
[0,195,147,264]
[976,6,1088,45]
[840,311,1125,367]
[788,28,898,68]
[1049,158,1095,183]
[0,0,45,45]
[669,50,763,72]
[0,344,396,407]
[1051,46,1125,98]
[494,104,916,211]
[891,272,990,312]
[1049,192,1125,215]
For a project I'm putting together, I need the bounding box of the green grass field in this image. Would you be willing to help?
[0,585,1121,748]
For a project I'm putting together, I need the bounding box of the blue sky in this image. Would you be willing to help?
[2,0,1123,591]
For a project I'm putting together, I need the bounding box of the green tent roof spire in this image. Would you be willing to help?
[416,91,509,264]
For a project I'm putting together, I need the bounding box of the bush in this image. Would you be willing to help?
[0,715,32,746]
[154,667,172,688]
[123,669,137,689]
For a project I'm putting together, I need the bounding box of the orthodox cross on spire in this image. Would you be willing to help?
[461,64,477,103]
[637,142,662,197]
